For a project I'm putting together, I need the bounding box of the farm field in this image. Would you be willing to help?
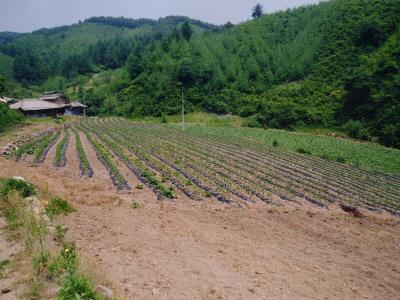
[0,118,400,299]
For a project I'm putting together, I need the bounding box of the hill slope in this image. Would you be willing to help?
[0,0,399,147]
[113,0,399,147]
[0,16,217,82]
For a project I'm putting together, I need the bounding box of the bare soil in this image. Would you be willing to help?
[0,126,399,299]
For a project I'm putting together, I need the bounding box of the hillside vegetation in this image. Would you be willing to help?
[0,0,399,147]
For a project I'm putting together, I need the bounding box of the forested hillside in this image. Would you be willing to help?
[0,0,399,147]
[0,16,216,83]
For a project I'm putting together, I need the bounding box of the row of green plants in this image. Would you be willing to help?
[34,130,61,163]
[95,119,400,213]
[78,125,129,190]
[72,128,93,177]
[81,120,176,199]
[55,129,70,167]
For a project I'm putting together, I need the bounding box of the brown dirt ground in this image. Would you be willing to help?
[0,127,400,300]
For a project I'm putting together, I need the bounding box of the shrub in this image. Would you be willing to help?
[58,274,99,300]
[296,148,312,155]
[45,197,75,219]
[336,156,346,163]
[342,120,368,140]
[160,113,168,123]
[0,178,36,200]
[272,139,279,147]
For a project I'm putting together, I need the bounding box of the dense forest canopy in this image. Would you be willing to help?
[0,0,399,147]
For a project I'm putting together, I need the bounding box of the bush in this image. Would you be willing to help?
[296,148,312,155]
[45,197,75,219]
[0,178,36,200]
[58,274,99,300]
[0,103,25,133]
[243,115,262,128]
[272,140,279,147]
[342,120,368,140]
[336,156,346,163]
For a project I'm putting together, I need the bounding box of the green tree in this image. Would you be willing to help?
[252,4,263,18]
[0,76,5,95]
[181,22,193,41]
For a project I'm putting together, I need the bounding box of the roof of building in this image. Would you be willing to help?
[70,101,87,108]
[10,99,62,111]
[0,96,18,103]
[40,93,64,101]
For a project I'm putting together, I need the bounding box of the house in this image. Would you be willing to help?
[10,99,65,117]
[65,101,87,116]
[0,96,18,104]
[9,92,88,117]
[40,91,70,106]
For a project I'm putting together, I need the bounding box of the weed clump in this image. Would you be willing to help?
[45,197,75,219]
[272,139,279,147]
[0,178,36,200]
[58,273,99,300]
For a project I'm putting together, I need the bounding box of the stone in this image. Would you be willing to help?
[96,285,114,299]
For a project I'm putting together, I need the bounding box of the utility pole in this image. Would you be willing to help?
[182,91,185,131]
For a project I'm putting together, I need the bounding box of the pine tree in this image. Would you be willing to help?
[181,22,193,41]
[252,4,263,18]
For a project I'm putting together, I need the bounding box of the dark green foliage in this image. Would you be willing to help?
[45,197,75,219]
[181,22,193,41]
[58,274,99,300]
[0,103,25,133]
[336,156,346,163]
[252,4,263,18]
[272,140,279,147]
[0,178,36,199]
[1,0,400,148]
[297,148,312,155]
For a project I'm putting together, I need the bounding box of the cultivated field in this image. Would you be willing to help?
[9,117,400,214]
[1,117,400,299]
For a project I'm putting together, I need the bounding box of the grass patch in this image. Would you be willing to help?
[45,197,75,220]
[0,178,36,200]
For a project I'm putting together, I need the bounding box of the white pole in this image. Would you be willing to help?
[182,91,185,131]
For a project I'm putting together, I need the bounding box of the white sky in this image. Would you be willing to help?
[0,0,321,32]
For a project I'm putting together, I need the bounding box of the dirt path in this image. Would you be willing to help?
[63,201,400,300]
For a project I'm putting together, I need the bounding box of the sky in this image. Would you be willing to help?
[0,0,321,33]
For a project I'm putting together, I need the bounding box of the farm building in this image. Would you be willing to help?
[65,102,87,116]
[10,99,65,117]
[40,91,70,106]
[9,92,88,117]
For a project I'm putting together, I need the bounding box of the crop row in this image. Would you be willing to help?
[76,125,130,191]
[55,129,70,167]
[90,118,400,214]
[72,129,93,177]
[34,130,61,164]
